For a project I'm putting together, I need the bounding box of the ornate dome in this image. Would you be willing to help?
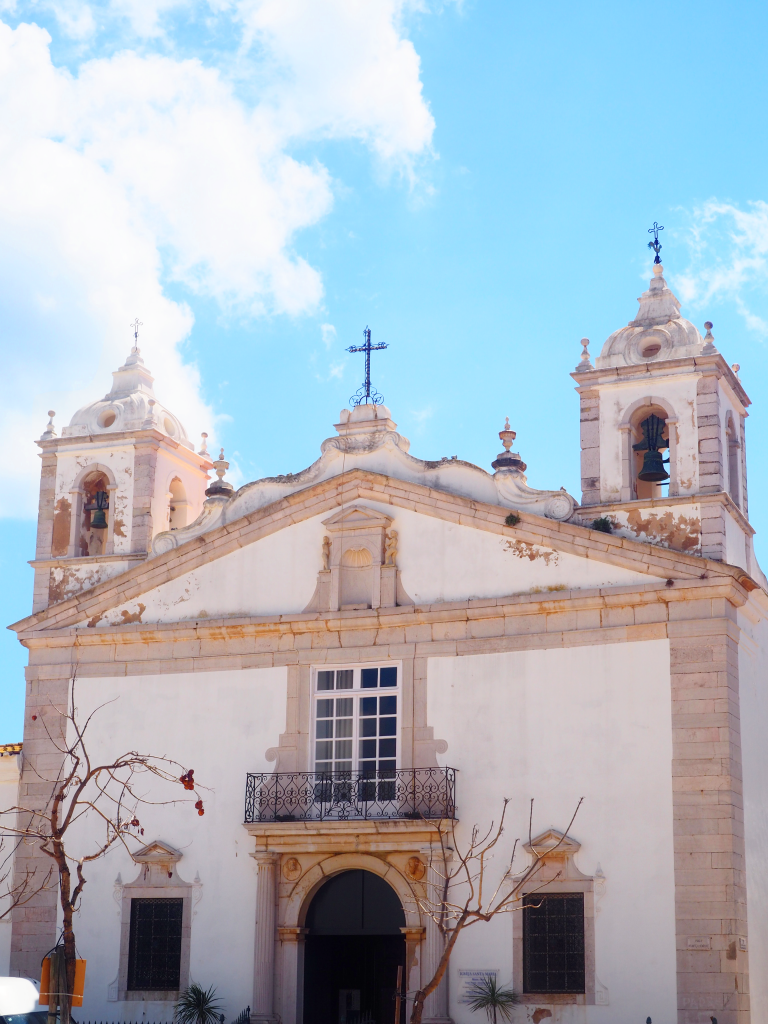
[62,346,192,448]
[597,265,708,368]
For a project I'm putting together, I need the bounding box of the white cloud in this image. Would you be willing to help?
[677,199,768,338]
[320,323,337,348]
[0,1,436,516]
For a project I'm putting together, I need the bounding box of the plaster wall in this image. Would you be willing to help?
[427,640,677,1024]
[61,667,286,1019]
[54,443,136,554]
[597,375,699,502]
[737,608,768,1021]
[88,507,652,626]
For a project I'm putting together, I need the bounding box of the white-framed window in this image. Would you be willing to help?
[313,665,399,777]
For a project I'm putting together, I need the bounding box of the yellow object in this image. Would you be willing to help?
[39,957,86,1007]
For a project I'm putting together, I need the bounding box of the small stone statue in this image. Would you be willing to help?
[384,529,398,566]
[321,535,331,570]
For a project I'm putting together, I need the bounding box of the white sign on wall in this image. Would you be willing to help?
[457,969,500,1003]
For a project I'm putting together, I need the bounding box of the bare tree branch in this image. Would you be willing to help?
[0,674,206,1024]
[407,797,584,1024]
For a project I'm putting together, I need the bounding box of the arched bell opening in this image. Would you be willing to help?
[78,471,111,557]
[302,869,406,1024]
[168,477,189,530]
[726,413,741,509]
[630,405,672,501]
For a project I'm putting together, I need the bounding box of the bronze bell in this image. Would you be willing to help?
[90,490,109,529]
[637,449,669,482]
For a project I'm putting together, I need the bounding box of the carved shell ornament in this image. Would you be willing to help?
[342,547,373,567]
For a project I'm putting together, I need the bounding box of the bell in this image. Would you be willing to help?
[637,449,669,482]
[90,490,109,529]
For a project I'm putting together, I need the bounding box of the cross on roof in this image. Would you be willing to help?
[347,326,388,407]
[647,222,664,264]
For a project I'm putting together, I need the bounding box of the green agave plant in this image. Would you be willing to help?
[464,975,519,1024]
[174,983,225,1024]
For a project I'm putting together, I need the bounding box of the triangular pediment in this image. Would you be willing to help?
[132,840,183,865]
[10,469,750,636]
[524,828,581,858]
[322,504,393,531]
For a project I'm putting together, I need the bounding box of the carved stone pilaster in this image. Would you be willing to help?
[251,852,279,1024]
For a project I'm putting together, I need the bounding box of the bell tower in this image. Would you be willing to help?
[572,262,756,573]
[32,343,212,612]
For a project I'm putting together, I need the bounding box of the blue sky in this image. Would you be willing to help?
[3,0,768,739]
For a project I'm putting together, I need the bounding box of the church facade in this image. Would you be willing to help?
[6,264,768,1024]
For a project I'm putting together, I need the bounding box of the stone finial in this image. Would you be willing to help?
[702,321,717,355]
[499,417,516,452]
[198,432,210,458]
[40,410,56,440]
[653,263,664,276]
[732,363,741,381]
[576,338,593,371]
[492,419,527,473]
[142,398,157,429]
[205,448,234,497]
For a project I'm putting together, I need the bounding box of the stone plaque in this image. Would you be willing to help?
[687,937,711,950]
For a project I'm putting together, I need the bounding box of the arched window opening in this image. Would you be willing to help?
[631,409,670,500]
[79,472,110,557]
[727,414,741,508]
[168,478,188,531]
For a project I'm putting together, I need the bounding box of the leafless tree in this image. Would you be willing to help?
[0,835,55,921]
[0,678,207,1024]
[408,797,583,1024]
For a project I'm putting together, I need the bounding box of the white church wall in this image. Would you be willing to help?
[63,667,287,1019]
[427,640,677,1023]
[90,507,654,626]
[737,606,768,1021]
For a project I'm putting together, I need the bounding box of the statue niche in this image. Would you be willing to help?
[304,505,413,612]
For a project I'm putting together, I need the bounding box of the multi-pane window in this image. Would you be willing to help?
[127,898,183,991]
[523,893,585,993]
[314,666,398,777]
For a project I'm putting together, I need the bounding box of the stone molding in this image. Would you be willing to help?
[114,842,194,1003]
[511,828,598,1006]
[11,471,762,639]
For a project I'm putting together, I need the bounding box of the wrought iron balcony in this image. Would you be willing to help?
[244,767,457,823]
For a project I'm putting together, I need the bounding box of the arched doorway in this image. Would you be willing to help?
[303,869,406,1024]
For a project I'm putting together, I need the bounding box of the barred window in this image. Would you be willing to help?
[127,898,183,991]
[523,893,585,993]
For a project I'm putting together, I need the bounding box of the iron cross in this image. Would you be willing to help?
[647,221,664,264]
[130,318,143,346]
[347,326,388,406]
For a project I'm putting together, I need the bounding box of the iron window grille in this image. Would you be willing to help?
[127,898,183,992]
[244,766,457,822]
[523,892,585,994]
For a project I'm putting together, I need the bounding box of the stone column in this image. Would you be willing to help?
[251,852,279,1024]
[421,851,452,1024]
[276,927,307,1024]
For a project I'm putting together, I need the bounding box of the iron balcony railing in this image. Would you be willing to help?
[244,767,457,823]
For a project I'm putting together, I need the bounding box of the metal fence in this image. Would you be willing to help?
[244,767,457,823]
